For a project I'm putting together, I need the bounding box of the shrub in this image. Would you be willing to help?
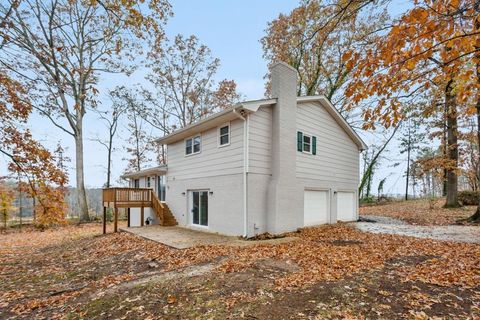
[360,196,375,205]
[458,191,480,206]
[105,208,113,222]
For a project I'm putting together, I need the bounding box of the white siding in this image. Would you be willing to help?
[130,207,155,227]
[167,174,244,236]
[127,174,162,226]
[296,102,360,185]
[167,119,244,180]
[129,177,146,188]
[248,106,272,175]
[128,175,156,191]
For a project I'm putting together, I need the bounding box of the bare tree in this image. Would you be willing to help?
[359,123,401,200]
[399,117,423,200]
[261,0,388,125]
[121,88,153,172]
[93,89,128,188]
[143,34,240,138]
[0,0,171,220]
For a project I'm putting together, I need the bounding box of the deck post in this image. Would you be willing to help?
[114,206,118,233]
[127,208,130,228]
[103,206,107,234]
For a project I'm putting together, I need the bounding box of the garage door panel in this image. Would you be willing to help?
[304,190,329,226]
[337,191,356,221]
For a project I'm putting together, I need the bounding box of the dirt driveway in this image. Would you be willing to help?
[355,216,480,244]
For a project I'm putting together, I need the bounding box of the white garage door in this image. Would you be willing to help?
[337,191,357,221]
[304,190,329,226]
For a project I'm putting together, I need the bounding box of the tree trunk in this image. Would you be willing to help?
[405,130,411,201]
[366,172,372,198]
[33,196,36,222]
[75,132,89,221]
[18,181,22,228]
[442,102,448,197]
[106,136,113,189]
[444,81,460,208]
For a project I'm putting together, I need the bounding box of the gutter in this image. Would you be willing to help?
[232,109,249,238]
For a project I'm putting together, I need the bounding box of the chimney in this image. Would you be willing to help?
[267,62,302,233]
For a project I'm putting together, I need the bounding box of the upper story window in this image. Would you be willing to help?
[303,134,312,153]
[134,179,140,188]
[185,135,201,155]
[218,123,230,146]
[147,176,151,188]
[297,131,317,155]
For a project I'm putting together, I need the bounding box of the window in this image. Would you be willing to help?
[185,135,201,155]
[134,179,140,188]
[303,134,311,153]
[147,177,151,188]
[158,175,166,201]
[297,131,317,155]
[218,124,230,146]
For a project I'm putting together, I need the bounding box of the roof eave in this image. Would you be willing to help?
[156,98,277,145]
[121,165,167,180]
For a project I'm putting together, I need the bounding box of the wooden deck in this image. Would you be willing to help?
[102,188,177,234]
[103,188,153,208]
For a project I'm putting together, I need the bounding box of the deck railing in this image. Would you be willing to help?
[102,187,176,234]
[102,187,154,234]
[102,187,152,205]
[151,191,164,225]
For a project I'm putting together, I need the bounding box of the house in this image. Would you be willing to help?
[118,62,366,237]
[121,166,168,227]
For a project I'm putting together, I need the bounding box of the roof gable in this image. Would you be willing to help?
[155,95,366,151]
[297,96,367,151]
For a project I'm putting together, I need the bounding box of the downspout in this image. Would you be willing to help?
[233,108,248,238]
[244,113,250,238]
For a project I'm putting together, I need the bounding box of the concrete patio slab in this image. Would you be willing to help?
[120,225,297,249]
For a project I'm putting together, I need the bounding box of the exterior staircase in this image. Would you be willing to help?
[151,191,178,226]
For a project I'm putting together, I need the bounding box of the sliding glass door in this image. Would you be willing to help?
[191,190,208,227]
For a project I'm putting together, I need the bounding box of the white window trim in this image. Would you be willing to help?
[217,122,231,148]
[185,134,202,157]
[188,189,210,229]
[302,133,312,155]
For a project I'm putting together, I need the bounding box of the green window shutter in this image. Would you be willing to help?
[297,131,303,152]
[312,136,317,155]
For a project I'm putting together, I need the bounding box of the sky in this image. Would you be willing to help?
[0,0,415,195]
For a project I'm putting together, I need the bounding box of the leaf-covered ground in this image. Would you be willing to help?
[360,198,477,225]
[0,222,479,319]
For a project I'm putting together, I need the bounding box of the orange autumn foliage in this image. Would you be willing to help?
[0,72,68,227]
[345,0,480,128]
[262,0,388,115]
